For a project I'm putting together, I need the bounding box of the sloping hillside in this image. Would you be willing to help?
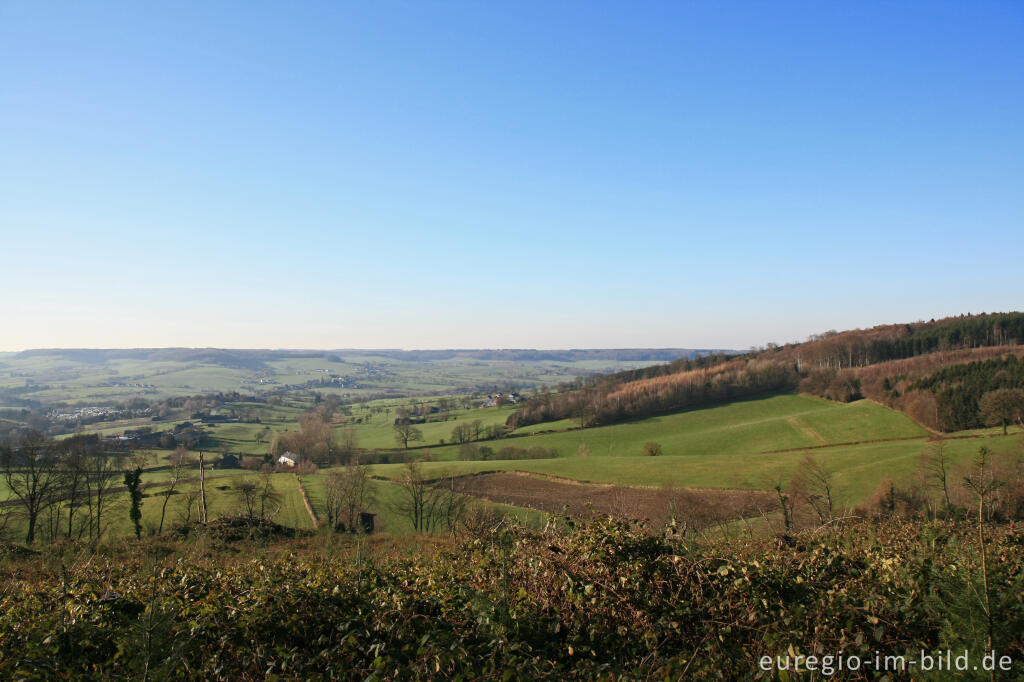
[509,312,1024,433]
[369,393,956,504]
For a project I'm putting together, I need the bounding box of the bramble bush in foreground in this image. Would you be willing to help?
[1,517,1023,680]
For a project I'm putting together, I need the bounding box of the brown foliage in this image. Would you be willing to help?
[294,460,319,475]
[272,412,337,464]
[510,359,798,429]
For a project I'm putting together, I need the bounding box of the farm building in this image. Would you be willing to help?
[277,453,298,467]
[214,453,241,469]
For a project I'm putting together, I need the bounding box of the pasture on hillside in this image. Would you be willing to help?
[362,394,1023,507]
[375,394,927,461]
[367,431,1023,507]
[338,402,520,450]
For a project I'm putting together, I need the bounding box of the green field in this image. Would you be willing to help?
[339,402,520,450]
[367,432,1020,505]
[359,394,1022,506]
[1,468,298,540]
[294,393,928,461]
[298,474,545,536]
[357,394,927,462]
[6,388,1022,542]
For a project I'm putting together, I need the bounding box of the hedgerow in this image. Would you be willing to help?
[1,517,1022,679]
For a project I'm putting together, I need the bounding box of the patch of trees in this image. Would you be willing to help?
[1,432,134,544]
[393,461,470,533]
[798,368,863,402]
[161,425,207,450]
[508,359,798,429]
[0,409,50,442]
[507,314,1024,434]
[762,312,1024,371]
[758,314,1024,432]
[231,473,282,520]
[910,355,1024,431]
[323,460,375,532]
[865,443,1024,524]
[450,420,508,445]
[272,401,356,465]
[798,354,1024,433]
[392,421,423,450]
[458,443,559,461]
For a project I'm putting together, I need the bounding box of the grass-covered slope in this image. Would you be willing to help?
[367,394,1024,505]
[370,434,1023,506]
[374,393,926,463]
[507,312,1024,434]
[505,394,926,456]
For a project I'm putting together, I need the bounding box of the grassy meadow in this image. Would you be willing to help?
[6,388,1023,542]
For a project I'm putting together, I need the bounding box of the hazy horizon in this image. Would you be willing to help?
[3,2,1021,351]
[0,308,1013,354]
[0,344,731,353]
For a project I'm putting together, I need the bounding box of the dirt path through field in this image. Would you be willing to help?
[787,416,827,444]
[294,474,319,526]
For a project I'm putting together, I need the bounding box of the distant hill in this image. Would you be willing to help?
[1,347,732,410]
[14,348,323,370]
[14,347,731,368]
[509,312,1024,433]
[354,349,732,363]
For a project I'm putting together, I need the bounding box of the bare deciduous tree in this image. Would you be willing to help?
[1,431,61,544]
[258,472,282,520]
[84,449,121,541]
[393,422,423,450]
[451,423,473,445]
[177,490,200,525]
[233,479,260,519]
[324,460,375,531]
[158,446,188,534]
[336,427,359,463]
[921,440,952,513]
[394,461,469,534]
[55,438,90,539]
[435,472,470,536]
[790,455,835,523]
[394,460,433,532]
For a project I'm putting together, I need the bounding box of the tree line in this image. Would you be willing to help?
[507,313,1024,433]
[508,359,798,429]
[910,355,1024,431]
[1,432,140,544]
[761,312,1024,371]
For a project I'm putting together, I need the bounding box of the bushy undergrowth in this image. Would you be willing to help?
[1,518,1023,680]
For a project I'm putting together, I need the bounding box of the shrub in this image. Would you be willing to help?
[294,460,318,475]
[2,517,1023,678]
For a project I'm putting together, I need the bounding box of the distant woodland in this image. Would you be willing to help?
[509,312,1024,433]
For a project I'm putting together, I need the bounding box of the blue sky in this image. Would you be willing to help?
[1,1,1022,350]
